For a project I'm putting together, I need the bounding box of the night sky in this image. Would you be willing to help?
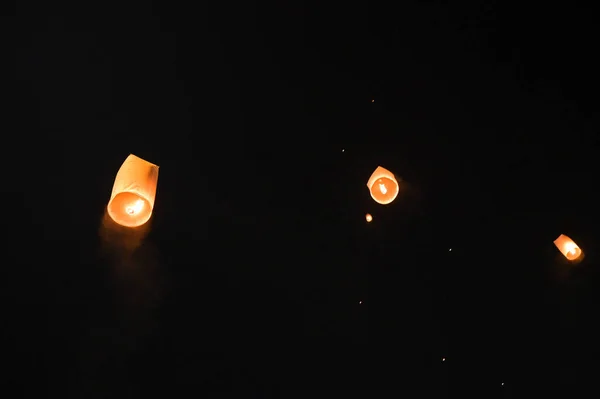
[6,3,600,397]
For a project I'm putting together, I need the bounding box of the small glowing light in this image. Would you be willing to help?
[501,382,504,386]
[442,357,446,362]
[365,213,373,222]
[449,248,452,252]
[342,149,345,152]
[371,99,374,102]
[359,301,362,304]
[379,183,387,194]
[125,199,145,215]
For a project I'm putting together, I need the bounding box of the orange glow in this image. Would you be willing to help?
[366,166,399,205]
[107,154,159,228]
[553,234,582,261]
[365,213,373,222]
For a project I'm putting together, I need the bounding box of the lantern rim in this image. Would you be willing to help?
[565,247,582,260]
[107,190,154,228]
[368,178,399,205]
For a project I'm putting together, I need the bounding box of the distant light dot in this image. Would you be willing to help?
[442,357,445,361]
[371,99,374,102]
[501,382,504,386]
[342,149,345,152]
[359,301,362,304]
[448,248,452,252]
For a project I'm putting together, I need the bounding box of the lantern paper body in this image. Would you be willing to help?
[107,154,159,228]
[367,166,399,205]
[365,213,373,222]
[553,234,582,261]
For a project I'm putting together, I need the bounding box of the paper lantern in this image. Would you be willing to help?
[553,234,582,261]
[367,166,399,205]
[107,154,159,228]
[365,213,373,222]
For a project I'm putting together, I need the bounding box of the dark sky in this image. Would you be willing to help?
[6,2,600,397]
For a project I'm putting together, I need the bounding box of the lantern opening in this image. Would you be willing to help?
[565,246,582,260]
[107,192,153,228]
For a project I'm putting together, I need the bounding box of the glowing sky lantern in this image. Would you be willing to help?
[553,234,582,261]
[107,154,159,228]
[365,213,373,222]
[367,166,399,205]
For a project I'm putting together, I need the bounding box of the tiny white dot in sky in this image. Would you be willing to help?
[342,149,345,152]
[442,357,445,361]
[359,301,362,304]
[371,99,374,102]
[449,248,452,251]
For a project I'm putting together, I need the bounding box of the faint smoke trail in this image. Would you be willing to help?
[74,211,166,393]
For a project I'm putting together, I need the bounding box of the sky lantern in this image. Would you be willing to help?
[365,213,373,222]
[553,234,582,261]
[107,154,159,228]
[367,166,399,205]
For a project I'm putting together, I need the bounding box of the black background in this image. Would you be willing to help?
[5,2,600,397]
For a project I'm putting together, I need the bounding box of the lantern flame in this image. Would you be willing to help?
[365,213,373,222]
[553,234,582,261]
[367,166,399,205]
[126,199,145,215]
[107,154,159,228]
